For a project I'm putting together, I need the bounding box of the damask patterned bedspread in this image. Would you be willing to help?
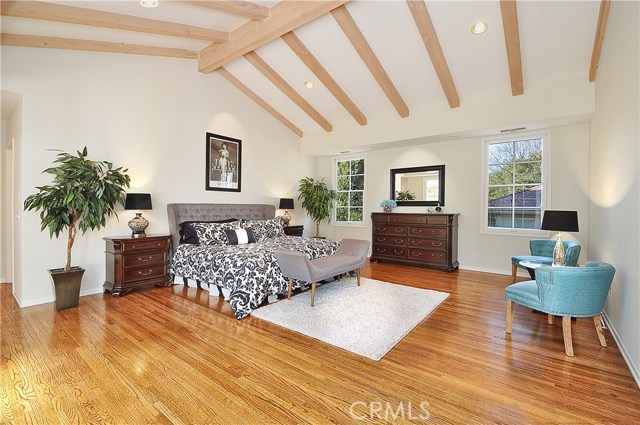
[171,236,340,319]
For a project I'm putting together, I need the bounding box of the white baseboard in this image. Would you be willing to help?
[602,310,640,389]
[18,286,105,308]
[0,276,7,284]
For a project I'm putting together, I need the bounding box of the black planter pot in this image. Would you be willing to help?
[48,267,85,310]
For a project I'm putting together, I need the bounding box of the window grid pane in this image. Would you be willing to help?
[487,138,543,230]
[335,158,365,223]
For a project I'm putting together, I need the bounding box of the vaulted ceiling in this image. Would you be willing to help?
[1,0,610,138]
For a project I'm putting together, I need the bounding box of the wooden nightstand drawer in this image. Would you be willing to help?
[121,238,169,253]
[123,251,167,268]
[123,264,168,283]
[283,225,304,237]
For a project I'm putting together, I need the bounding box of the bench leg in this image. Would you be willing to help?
[311,282,317,307]
[357,269,361,286]
[287,277,293,300]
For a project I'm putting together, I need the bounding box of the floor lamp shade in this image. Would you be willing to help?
[278,198,294,226]
[125,193,152,237]
[540,210,579,266]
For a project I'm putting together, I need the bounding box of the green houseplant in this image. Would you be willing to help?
[297,177,336,238]
[24,147,130,310]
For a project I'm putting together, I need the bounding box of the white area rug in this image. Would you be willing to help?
[251,277,449,361]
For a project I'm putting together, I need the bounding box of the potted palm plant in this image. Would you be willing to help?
[298,177,336,238]
[24,147,130,310]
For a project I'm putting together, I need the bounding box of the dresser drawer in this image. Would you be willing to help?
[123,264,168,283]
[374,225,407,235]
[373,246,407,258]
[371,214,389,223]
[408,227,447,239]
[374,235,406,247]
[427,216,449,225]
[408,249,447,263]
[408,238,447,251]
[388,215,426,224]
[123,251,167,268]
[121,238,169,253]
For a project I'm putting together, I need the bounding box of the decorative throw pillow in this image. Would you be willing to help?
[242,217,285,242]
[179,218,238,244]
[191,220,242,245]
[224,227,256,245]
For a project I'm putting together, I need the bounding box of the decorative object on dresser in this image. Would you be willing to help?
[390,165,445,207]
[23,146,130,310]
[380,199,397,213]
[206,132,242,192]
[283,225,304,237]
[539,210,579,266]
[103,235,172,297]
[125,193,152,238]
[278,198,294,226]
[370,212,459,272]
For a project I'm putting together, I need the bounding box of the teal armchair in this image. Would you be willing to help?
[505,262,615,356]
[511,239,581,281]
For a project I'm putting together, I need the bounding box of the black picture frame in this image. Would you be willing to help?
[390,164,445,206]
[205,133,242,192]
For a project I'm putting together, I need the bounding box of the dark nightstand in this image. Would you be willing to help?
[283,225,304,237]
[103,234,172,296]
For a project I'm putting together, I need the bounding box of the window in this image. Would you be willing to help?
[334,157,365,225]
[484,135,545,232]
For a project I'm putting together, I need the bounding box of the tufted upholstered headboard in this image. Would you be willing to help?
[167,203,276,254]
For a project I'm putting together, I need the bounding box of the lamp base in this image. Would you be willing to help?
[552,232,565,266]
[281,211,291,227]
[128,213,149,238]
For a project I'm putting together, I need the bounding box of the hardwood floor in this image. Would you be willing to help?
[2,263,639,424]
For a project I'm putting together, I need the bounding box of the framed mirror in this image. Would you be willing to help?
[390,165,445,206]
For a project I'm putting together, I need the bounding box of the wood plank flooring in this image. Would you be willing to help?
[2,262,639,424]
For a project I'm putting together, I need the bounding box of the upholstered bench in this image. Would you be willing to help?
[274,238,370,307]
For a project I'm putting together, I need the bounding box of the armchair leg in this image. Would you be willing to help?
[506,300,514,333]
[287,277,293,300]
[311,282,317,307]
[594,314,607,347]
[511,265,517,282]
[562,316,574,356]
[357,269,361,287]
[548,314,554,325]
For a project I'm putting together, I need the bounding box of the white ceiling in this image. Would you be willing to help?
[1,1,602,136]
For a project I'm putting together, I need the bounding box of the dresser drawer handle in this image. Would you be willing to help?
[394,228,403,233]
[413,252,422,256]
[378,237,386,242]
[394,249,403,254]
[138,269,153,276]
[432,242,443,247]
[378,248,386,253]
[379,227,387,232]
[138,256,154,262]
[395,239,403,243]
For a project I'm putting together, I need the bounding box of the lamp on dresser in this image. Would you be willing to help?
[540,210,579,266]
[278,198,294,226]
[125,193,152,238]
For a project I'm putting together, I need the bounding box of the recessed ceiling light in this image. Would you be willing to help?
[471,21,488,35]
[304,81,314,89]
[140,0,159,8]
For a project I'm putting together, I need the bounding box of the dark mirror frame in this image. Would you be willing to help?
[390,165,445,207]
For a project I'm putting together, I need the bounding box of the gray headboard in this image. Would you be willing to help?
[167,203,276,253]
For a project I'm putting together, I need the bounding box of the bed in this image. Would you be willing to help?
[167,203,339,319]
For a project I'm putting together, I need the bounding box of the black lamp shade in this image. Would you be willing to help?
[540,210,579,232]
[279,198,294,210]
[125,193,152,210]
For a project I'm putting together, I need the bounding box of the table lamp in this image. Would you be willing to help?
[278,198,294,226]
[540,210,579,266]
[125,193,152,237]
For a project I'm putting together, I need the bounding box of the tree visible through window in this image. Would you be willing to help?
[335,158,364,223]
[487,137,543,230]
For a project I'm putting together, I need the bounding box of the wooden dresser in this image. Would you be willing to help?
[370,213,459,272]
[103,235,172,296]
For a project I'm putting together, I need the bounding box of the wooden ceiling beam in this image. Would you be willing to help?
[331,5,409,118]
[217,67,303,137]
[244,51,332,132]
[406,0,460,108]
[198,0,350,73]
[281,31,367,126]
[0,1,228,42]
[0,33,198,59]
[184,1,270,21]
[500,0,524,96]
[589,0,611,82]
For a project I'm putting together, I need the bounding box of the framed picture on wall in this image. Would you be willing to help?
[205,132,242,192]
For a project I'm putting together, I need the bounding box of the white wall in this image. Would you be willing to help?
[589,1,639,384]
[317,124,590,275]
[0,120,5,283]
[1,47,313,307]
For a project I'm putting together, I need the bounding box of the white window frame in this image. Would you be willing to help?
[481,132,550,236]
[332,154,366,228]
